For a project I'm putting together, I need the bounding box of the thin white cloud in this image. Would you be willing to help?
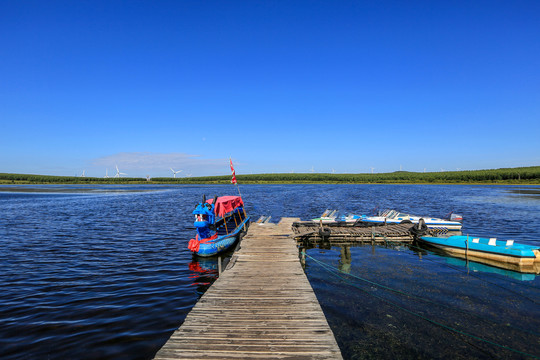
[91,152,227,176]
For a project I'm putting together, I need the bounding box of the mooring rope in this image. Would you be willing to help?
[404,241,540,304]
[368,231,540,304]
[305,252,540,359]
[308,252,540,337]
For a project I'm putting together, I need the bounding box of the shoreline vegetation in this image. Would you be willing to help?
[0,166,539,185]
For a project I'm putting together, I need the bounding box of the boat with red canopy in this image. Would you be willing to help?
[187,195,250,257]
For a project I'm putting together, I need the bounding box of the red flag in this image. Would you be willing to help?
[229,158,237,184]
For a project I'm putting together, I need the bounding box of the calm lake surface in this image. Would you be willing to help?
[0,184,538,359]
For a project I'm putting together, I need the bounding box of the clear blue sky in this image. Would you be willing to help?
[1,0,539,177]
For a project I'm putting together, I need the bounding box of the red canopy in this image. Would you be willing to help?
[206,196,244,217]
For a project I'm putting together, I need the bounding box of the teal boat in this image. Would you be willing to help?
[187,195,250,257]
[420,235,540,273]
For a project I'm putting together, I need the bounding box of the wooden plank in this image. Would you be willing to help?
[153,218,342,359]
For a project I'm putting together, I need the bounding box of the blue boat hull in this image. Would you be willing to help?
[195,216,250,257]
[420,235,540,273]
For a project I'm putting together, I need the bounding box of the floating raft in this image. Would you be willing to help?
[293,221,415,244]
[154,218,342,359]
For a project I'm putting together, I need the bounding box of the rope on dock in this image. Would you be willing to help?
[304,253,540,359]
[306,252,540,337]
[405,242,540,305]
[318,229,540,305]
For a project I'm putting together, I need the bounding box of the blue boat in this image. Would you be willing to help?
[420,235,540,273]
[188,195,250,257]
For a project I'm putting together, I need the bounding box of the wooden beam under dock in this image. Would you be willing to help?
[153,217,343,360]
[293,222,415,244]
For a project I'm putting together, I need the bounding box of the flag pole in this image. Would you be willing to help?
[230,157,242,197]
[230,157,247,226]
[235,182,242,198]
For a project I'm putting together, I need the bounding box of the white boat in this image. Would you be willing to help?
[360,209,463,231]
[311,209,339,223]
[311,210,362,224]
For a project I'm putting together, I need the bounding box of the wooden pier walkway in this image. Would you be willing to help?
[154,217,343,360]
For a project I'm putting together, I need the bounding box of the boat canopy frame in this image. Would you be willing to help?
[206,196,244,218]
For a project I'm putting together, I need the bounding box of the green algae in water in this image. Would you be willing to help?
[305,245,540,359]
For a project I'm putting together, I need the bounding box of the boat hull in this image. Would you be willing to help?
[361,218,462,230]
[195,217,250,257]
[420,235,540,273]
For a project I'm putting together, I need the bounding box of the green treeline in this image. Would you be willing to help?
[0,174,146,184]
[153,166,540,184]
[1,166,539,184]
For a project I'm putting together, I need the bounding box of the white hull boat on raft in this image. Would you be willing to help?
[360,209,463,231]
[311,209,362,224]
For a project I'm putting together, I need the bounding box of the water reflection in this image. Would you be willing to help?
[444,257,537,281]
[305,243,540,359]
[305,241,539,281]
[187,244,239,298]
[1,184,539,360]
[338,246,351,273]
[188,258,219,298]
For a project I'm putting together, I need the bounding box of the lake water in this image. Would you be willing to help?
[0,184,538,359]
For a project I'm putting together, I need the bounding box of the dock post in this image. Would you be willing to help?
[465,234,469,260]
[465,234,469,272]
[218,256,222,275]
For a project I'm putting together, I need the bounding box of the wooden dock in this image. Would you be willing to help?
[154,217,343,360]
[293,221,415,245]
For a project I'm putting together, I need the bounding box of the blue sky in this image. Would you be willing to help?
[1,1,539,178]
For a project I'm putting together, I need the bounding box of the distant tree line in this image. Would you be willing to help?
[0,174,146,184]
[1,166,539,184]
[151,166,540,184]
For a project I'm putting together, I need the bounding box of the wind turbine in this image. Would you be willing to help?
[331,168,336,174]
[170,168,182,178]
[310,166,315,173]
[115,165,127,178]
[80,170,86,177]
[370,167,375,174]
[104,169,110,178]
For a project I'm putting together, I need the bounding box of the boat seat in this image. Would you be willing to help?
[488,238,497,246]
[472,238,479,243]
[506,239,514,246]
